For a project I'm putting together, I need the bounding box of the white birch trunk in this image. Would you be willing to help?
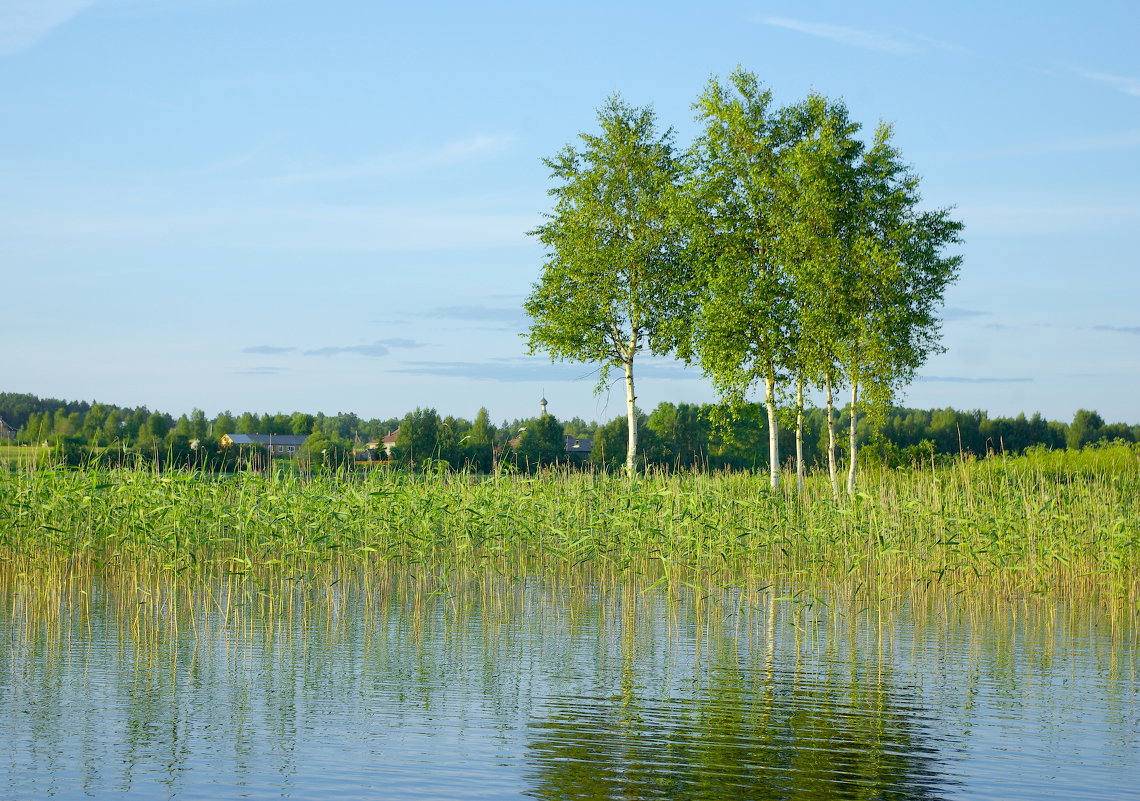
[847,380,859,496]
[764,371,779,490]
[624,357,638,476]
[795,375,805,494]
[825,374,839,499]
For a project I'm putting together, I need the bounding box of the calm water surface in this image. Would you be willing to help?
[2,576,1137,800]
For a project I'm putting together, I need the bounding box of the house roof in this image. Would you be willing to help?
[225,433,309,446]
[564,434,593,453]
[503,434,593,453]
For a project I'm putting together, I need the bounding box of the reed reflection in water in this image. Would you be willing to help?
[2,570,1137,800]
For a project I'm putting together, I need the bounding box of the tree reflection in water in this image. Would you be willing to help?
[8,568,1131,799]
[525,586,952,800]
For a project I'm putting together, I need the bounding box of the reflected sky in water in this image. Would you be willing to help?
[2,577,1137,799]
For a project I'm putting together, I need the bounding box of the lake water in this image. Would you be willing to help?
[2,574,1137,800]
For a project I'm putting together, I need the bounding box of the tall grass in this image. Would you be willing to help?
[1,444,1137,609]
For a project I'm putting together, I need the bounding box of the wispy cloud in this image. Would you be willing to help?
[243,339,427,359]
[233,366,287,376]
[391,356,701,383]
[4,203,539,252]
[1094,325,1140,336]
[753,16,917,54]
[425,304,528,330]
[242,345,298,355]
[391,357,589,382]
[916,375,1033,384]
[305,344,393,358]
[302,338,427,358]
[1074,68,1140,97]
[276,135,517,184]
[428,305,524,322]
[941,307,990,322]
[0,0,95,55]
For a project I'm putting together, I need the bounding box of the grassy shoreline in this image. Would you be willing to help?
[2,444,1138,609]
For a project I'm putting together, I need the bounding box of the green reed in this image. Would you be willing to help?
[1,443,1138,609]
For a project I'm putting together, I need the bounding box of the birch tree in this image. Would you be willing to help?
[685,69,792,489]
[840,123,963,493]
[775,94,863,497]
[525,96,688,475]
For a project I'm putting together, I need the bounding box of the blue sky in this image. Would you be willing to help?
[2,0,1137,425]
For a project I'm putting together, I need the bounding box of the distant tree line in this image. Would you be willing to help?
[2,392,1135,473]
[582,403,1138,472]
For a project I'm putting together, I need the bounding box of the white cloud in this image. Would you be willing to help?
[303,339,427,358]
[916,375,1033,384]
[0,0,96,55]
[1074,68,1140,97]
[753,16,916,55]
[1094,325,1140,336]
[276,135,518,184]
[1,202,540,252]
[941,308,990,322]
[391,356,702,384]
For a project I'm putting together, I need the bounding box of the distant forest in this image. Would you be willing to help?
[1,391,1136,473]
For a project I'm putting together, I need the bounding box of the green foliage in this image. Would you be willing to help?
[681,70,963,493]
[526,95,691,473]
[48,435,89,467]
[646,402,710,470]
[515,414,567,471]
[840,123,963,415]
[395,408,449,470]
[188,408,209,440]
[213,412,236,438]
[456,408,496,472]
[1068,408,1105,450]
[685,69,791,395]
[590,411,660,471]
[3,393,1136,478]
[300,434,353,472]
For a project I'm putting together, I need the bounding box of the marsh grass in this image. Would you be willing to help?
[1,444,1138,619]
[0,444,45,469]
[7,558,1133,683]
[6,551,1133,801]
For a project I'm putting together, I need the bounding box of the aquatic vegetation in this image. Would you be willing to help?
[4,445,1136,800]
[5,559,1135,801]
[0,444,1137,611]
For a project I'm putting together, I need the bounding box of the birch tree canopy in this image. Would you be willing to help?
[525,96,690,474]
[685,68,794,489]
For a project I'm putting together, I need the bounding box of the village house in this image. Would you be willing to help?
[381,429,399,456]
[504,432,593,454]
[220,433,309,454]
[563,434,593,457]
[364,429,400,457]
[502,397,594,459]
